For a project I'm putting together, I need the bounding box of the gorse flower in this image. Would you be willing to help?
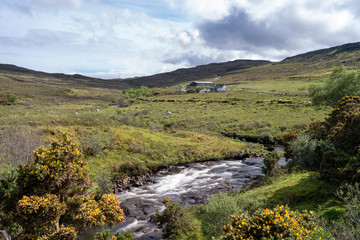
[11,133,126,239]
[222,205,331,240]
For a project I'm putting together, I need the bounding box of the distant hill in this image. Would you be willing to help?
[2,42,360,90]
[119,59,272,88]
[205,42,360,85]
[0,64,132,90]
[281,42,360,66]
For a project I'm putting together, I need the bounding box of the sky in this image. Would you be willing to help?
[1,0,360,79]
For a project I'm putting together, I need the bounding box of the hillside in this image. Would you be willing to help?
[0,64,132,90]
[282,41,360,65]
[210,41,360,86]
[120,59,272,87]
[2,42,360,91]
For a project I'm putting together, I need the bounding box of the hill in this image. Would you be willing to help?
[210,41,360,86]
[2,42,360,90]
[282,41,360,65]
[120,59,272,87]
[0,64,132,90]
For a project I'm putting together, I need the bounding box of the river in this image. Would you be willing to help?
[80,146,286,239]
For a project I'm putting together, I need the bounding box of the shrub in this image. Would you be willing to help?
[1,133,126,239]
[122,86,152,99]
[222,205,332,239]
[115,96,130,108]
[16,194,66,239]
[17,133,92,198]
[320,150,360,184]
[38,226,77,240]
[262,151,280,175]
[288,134,334,171]
[279,131,298,159]
[306,96,360,154]
[0,93,17,105]
[201,192,264,239]
[93,229,134,240]
[6,93,17,104]
[309,66,360,106]
[155,197,193,240]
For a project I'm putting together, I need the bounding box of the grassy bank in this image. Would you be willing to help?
[189,172,344,239]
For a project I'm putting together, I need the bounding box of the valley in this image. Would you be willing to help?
[1,42,360,239]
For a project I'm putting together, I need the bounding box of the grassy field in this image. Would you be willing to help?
[0,59,333,180]
[2,43,360,239]
[2,42,360,187]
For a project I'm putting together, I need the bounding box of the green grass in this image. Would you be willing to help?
[198,171,344,238]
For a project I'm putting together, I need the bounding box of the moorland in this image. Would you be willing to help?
[1,42,360,239]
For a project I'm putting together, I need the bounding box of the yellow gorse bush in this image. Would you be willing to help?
[13,133,126,239]
[222,205,331,240]
[17,133,91,199]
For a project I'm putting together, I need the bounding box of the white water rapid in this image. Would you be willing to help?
[80,146,286,239]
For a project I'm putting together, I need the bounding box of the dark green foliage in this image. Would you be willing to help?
[328,108,360,155]
[301,96,360,184]
[155,197,193,240]
[0,92,17,105]
[320,151,360,184]
[262,151,280,175]
[308,96,360,155]
[280,131,298,159]
[122,86,152,99]
[0,170,21,237]
[114,230,135,240]
[6,93,17,104]
[288,135,334,171]
[310,66,360,106]
[0,169,19,211]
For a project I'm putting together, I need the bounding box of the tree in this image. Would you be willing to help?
[0,133,126,239]
[309,66,360,106]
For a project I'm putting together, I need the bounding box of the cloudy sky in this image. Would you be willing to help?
[1,0,360,78]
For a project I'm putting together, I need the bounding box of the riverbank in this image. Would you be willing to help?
[80,154,267,239]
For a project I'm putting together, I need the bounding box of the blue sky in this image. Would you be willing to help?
[1,0,360,78]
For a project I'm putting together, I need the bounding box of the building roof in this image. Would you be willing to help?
[192,81,214,84]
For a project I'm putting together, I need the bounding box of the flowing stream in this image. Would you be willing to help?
[80,146,286,239]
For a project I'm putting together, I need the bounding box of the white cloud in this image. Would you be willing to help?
[1,0,360,78]
[36,0,84,9]
[175,0,360,60]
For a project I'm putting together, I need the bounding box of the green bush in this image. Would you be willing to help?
[320,150,360,184]
[262,151,280,175]
[307,96,360,154]
[122,86,152,99]
[309,66,360,106]
[288,134,334,171]
[7,93,17,104]
[93,229,134,240]
[155,197,193,240]
[0,93,17,105]
[0,134,126,239]
[222,205,332,240]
